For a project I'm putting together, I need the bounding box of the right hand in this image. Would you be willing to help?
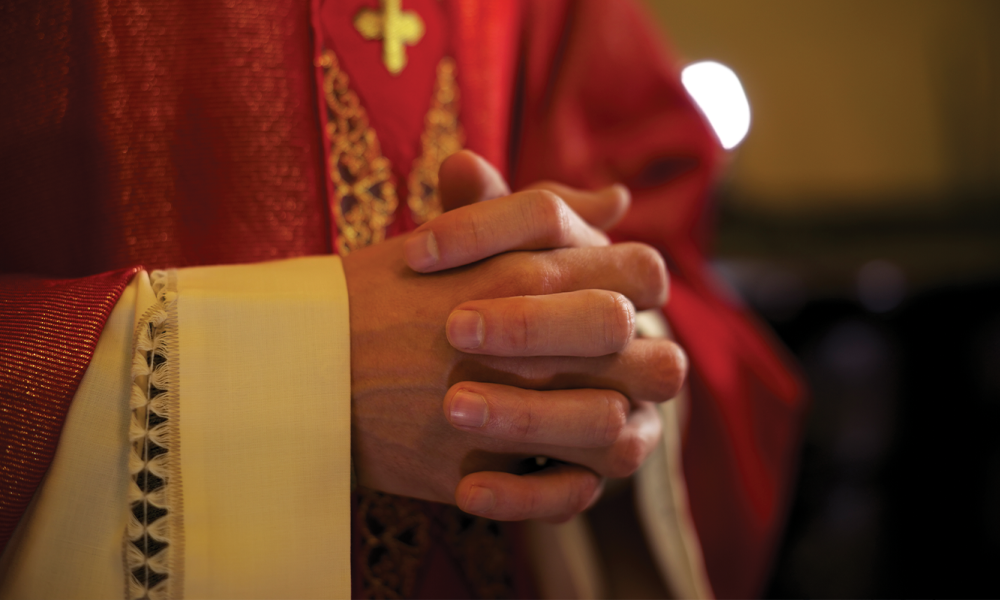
[344,154,686,523]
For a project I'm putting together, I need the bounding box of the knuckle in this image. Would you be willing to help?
[597,393,628,446]
[530,189,572,247]
[499,302,534,353]
[598,291,635,352]
[485,253,526,295]
[486,253,545,297]
[453,209,489,259]
[541,259,567,295]
[525,254,563,296]
[509,397,540,441]
[608,434,646,478]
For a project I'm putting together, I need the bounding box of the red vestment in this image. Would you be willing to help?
[0,0,804,596]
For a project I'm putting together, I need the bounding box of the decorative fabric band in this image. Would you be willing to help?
[125,270,184,600]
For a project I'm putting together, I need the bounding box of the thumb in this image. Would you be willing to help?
[439,150,511,212]
[524,181,631,231]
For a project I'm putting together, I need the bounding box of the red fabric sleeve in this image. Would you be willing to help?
[0,0,332,554]
[0,268,139,551]
[513,1,807,597]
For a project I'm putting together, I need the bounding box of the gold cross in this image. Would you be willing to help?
[354,0,425,75]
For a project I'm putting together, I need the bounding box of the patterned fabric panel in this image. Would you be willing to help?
[0,268,139,550]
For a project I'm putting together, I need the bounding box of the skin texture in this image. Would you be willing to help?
[343,151,686,522]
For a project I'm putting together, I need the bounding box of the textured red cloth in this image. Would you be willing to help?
[0,268,138,550]
[0,0,330,278]
[0,0,804,596]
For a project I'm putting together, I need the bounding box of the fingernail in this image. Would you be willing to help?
[447,310,484,349]
[404,230,439,271]
[464,486,495,514]
[449,390,488,428]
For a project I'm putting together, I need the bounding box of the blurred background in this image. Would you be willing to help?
[643,1,1000,597]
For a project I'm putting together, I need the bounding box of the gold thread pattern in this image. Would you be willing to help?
[407,57,464,225]
[318,50,464,250]
[354,0,426,75]
[319,50,398,255]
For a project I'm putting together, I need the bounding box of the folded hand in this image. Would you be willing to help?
[343,151,686,522]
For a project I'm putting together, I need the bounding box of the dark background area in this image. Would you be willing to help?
[710,204,1000,597]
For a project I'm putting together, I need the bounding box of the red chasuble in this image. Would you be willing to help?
[0,0,804,597]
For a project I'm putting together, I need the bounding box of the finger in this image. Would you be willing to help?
[446,290,635,356]
[439,150,511,212]
[404,189,609,273]
[546,400,663,479]
[490,243,668,310]
[452,337,689,405]
[443,382,629,447]
[524,181,631,231]
[455,463,603,522]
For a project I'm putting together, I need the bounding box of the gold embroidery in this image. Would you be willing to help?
[319,51,463,250]
[354,0,426,75]
[407,57,464,225]
[356,488,516,600]
[319,50,398,255]
[356,489,430,599]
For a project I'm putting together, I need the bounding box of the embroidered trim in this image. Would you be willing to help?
[407,57,465,225]
[355,488,516,599]
[357,489,430,599]
[318,51,464,252]
[125,270,184,600]
[319,50,399,255]
[353,0,426,75]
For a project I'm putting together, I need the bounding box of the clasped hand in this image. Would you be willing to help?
[343,152,687,523]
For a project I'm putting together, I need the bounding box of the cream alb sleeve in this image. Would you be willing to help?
[0,256,352,600]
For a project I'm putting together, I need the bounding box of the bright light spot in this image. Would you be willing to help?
[681,61,751,150]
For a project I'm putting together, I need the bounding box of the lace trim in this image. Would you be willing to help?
[319,50,399,256]
[356,489,515,599]
[407,57,465,225]
[124,270,184,600]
